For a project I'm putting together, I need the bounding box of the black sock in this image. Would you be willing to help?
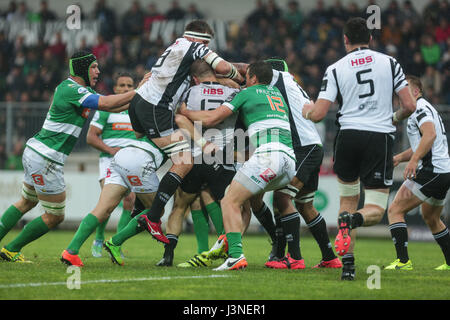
[164,234,178,257]
[147,172,183,222]
[307,214,336,261]
[389,222,409,263]
[342,253,354,265]
[274,214,286,258]
[351,212,364,229]
[280,212,302,260]
[131,196,145,218]
[433,228,450,265]
[253,203,276,242]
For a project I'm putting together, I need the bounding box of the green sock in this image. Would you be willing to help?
[0,205,23,242]
[67,213,99,254]
[117,209,132,233]
[111,210,147,246]
[5,216,50,252]
[227,232,243,258]
[205,201,224,235]
[95,215,109,241]
[191,209,209,253]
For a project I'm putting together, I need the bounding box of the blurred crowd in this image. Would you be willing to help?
[0,0,449,169]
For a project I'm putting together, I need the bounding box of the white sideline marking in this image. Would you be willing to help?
[0,274,231,289]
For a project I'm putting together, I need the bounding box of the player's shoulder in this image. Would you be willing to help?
[415,97,436,114]
[57,78,93,96]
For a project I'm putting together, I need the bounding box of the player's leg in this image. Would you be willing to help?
[200,189,225,236]
[61,183,127,266]
[0,183,38,244]
[92,178,108,257]
[157,188,197,266]
[421,202,450,270]
[385,183,422,270]
[118,192,135,232]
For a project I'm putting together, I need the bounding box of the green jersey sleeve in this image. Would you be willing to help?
[222,90,247,113]
[53,80,97,109]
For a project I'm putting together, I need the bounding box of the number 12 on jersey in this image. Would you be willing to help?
[266,95,286,113]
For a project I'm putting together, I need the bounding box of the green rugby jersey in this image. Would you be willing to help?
[26,78,97,165]
[90,110,138,158]
[223,84,293,149]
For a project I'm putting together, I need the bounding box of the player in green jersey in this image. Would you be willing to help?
[87,72,137,257]
[180,61,297,270]
[0,51,148,262]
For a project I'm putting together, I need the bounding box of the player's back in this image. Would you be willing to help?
[185,81,239,157]
[407,97,450,173]
[271,70,321,148]
[319,47,407,133]
[136,37,211,111]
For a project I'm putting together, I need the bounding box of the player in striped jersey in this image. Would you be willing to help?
[385,76,450,271]
[87,72,137,257]
[131,20,246,244]
[0,51,149,263]
[301,18,416,280]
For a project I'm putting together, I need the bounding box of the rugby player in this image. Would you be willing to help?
[87,72,137,257]
[180,61,297,271]
[0,51,148,262]
[385,76,450,271]
[302,18,416,280]
[129,20,245,244]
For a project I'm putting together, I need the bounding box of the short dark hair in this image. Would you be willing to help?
[185,20,214,38]
[343,17,371,45]
[405,75,423,93]
[248,61,273,85]
[190,60,215,79]
[114,71,135,86]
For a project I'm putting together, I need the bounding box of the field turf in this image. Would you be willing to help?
[0,230,449,301]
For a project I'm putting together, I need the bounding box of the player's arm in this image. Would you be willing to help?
[302,99,332,123]
[393,148,413,167]
[403,121,436,179]
[86,125,120,156]
[203,52,245,84]
[393,87,416,124]
[179,102,233,128]
[175,108,214,150]
[97,90,136,112]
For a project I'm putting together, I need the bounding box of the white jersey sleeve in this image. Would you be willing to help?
[318,65,339,103]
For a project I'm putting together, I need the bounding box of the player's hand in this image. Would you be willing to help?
[179,102,188,116]
[403,159,418,180]
[302,101,314,119]
[393,155,401,167]
[218,77,240,89]
[109,147,121,156]
[137,72,152,89]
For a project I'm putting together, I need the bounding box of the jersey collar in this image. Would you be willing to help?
[348,47,369,54]
[201,81,221,85]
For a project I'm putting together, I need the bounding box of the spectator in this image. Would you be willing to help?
[381,14,402,46]
[185,3,204,20]
[122,1,144,37]
[309,0,330,25]
[38,0,57,23]
[423,0,440,24]
[421,65,442,99]
[283,1,303,35]
[143,3,165,32]
[166,0,186,20]
[435,17,450,44]
[265,0,282,22]
[92,34,111,61]
[94,0,117,41]
[246,0,267,27]
[421,34,441,65]
[4,140,24,170]
[401,0,420,24]
[48,32,66,63]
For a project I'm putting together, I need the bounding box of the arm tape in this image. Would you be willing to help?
[204,52,224,70]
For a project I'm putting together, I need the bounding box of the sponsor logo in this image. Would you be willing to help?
[106,168,112,178]
[112,123,133,131]
[203,88,224,95]
[32,174,45,186]
[350,56,374,67]
[81,108,90,119]
[127,175,143,186]
[259,168,277,183]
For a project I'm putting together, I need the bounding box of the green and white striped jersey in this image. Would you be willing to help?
[26,78,97,165]
[90,110,137,158]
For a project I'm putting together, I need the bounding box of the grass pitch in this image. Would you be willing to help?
[0,230,449,300]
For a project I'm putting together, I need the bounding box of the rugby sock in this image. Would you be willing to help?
[131,197,145,218]
[205,201,224,235]
[227,232,243,258]
[253,203,276,242]
[66,213,99,255]
[280,212,302,260]
[117,209,132,233]
[306,213,336,261]
[5,216,50,252]
[147,172,183,223]
[95,216,109,241]
[0,205,23,242]
[433,228,450,265]
[342,253,355,266]
[389,222,409,263]
[351,212,364,229]
[191,209,210,253]
[111,210,148,246]
[163,234,178,257]
[274,214,286,258]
